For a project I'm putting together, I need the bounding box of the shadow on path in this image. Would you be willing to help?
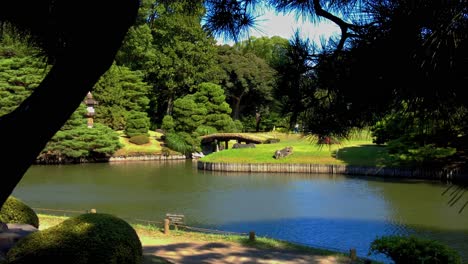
[143,242,344,264]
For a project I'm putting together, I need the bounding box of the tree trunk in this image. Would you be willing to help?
[0,0,139,207]
[255,112,261,132]
[166,96,174,115]
[289,111,299,132]
[232,97,241,120]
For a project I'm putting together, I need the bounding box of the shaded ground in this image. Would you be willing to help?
[143,241,344,264]
[137,228,351,264]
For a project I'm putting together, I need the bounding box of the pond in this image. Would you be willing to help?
[13,160,468,262]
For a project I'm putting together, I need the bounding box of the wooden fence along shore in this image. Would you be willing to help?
[197,161,467,181]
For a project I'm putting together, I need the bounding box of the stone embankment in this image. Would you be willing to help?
[197,161,468,182]
[109,154,186,162]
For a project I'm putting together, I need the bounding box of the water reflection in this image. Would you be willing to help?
[13,160,468,262]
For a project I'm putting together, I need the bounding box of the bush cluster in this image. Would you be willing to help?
[370,235,461,264]
[0,196,39,228]
[129,135,150,145]
[6,213,143,264]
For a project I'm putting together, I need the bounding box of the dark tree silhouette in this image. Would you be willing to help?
[0,0,139,207]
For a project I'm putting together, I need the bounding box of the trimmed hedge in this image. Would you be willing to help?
[6,213,142,264]
[129,135,150,145]
[0,196,39,228]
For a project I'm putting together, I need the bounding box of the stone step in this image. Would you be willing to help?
[0,224,38,254]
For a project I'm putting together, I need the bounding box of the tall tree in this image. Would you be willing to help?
[162,82,239,154]
[234,36,289,68]
[92,64,151,130]
[275,33,314,130]
[216,45,276,120]
[192,82,237,132]
[144,0,221,123]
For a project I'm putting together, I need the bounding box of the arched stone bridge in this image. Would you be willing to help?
[200,133,263,152]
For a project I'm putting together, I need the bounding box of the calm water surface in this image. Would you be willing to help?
[13,161,468,262]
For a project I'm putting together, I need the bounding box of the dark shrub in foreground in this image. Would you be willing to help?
[0,196,39,228]
[6,213,142,264]
[370,235,461,264]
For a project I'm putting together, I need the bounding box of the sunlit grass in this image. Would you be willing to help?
[113,131,167,156]
[200,132,391,167]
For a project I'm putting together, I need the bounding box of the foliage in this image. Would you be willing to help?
[172,96,207,133]
[0,196,39,228]
[6,213,143,264]
[164,132,200,156]
[0,55,48,117]
[371,114,407,145]
[369,235,461,264]
[308,0,467,149]
[138,0,221,123]
[0,24,43,58]
[125,111,150,137]
[38,105,122,162]
[129,135,150,145]
[216,45,276,120]
[371,106,459,166]
[234,36,289,68]
[192,82,235,131]
[231,119,244,133]
[275,33,313,129]
[194,125,218,136]
[92,64,151,130]
[161,115,175,133]
[163,82,240,153]
[115,24,156,71]
[386,139,456,167]
[241,110,287,132]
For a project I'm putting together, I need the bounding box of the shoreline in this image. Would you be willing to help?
[197,160,468,182]
[32,154,468,183]
[34,154,187,164]
[109,154,186,162]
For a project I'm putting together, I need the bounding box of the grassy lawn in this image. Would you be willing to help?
[200,131,392,167]
[112,131,179,157]
[110,129,392,167]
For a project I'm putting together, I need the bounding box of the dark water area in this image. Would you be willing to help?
[13,161,468,262]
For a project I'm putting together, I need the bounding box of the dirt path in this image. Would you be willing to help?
[143,241,344,264]
[137,229,350,264]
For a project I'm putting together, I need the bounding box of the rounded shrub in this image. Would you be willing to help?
[125,111,150,138]
[129,135,150,145]
[6,213,142,264]
[0,196,39,228]
[369,235,461,264]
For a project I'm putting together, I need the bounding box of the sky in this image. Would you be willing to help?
[216,9,341,46]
